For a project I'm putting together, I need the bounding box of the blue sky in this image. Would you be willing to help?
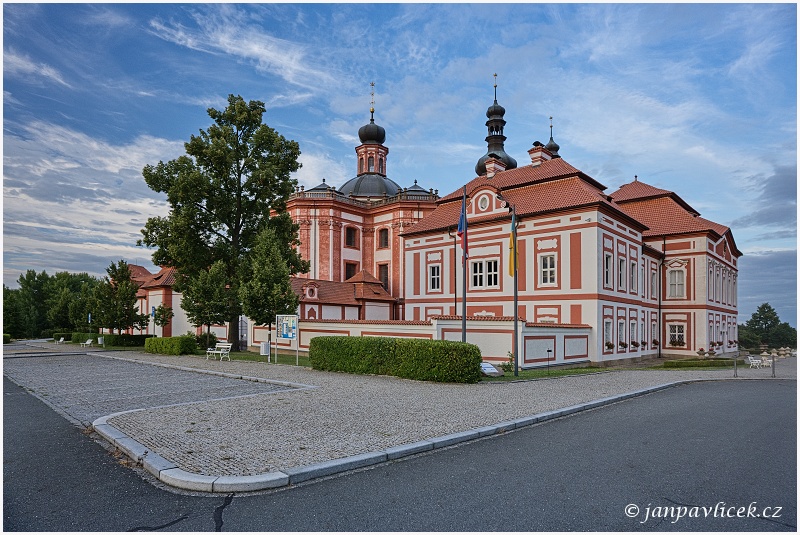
[3,3,797,326]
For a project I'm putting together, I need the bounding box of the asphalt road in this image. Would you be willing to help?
[4,376,796,531]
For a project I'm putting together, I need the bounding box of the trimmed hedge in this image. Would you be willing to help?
[3,334,11,344]
[309,336,482,383]
[71,332,100,344]
[54,332,76,342]
[145,335,198,355]
[663,358,745,368]
[101,334,154,347]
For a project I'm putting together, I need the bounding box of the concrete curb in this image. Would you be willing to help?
[92,379,691,493]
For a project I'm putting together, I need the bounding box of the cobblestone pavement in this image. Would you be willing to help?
[3,341,795,479]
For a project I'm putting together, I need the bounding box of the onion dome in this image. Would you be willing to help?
[475,74,517,176]
[545,117,561,158]
[358,114,386,145]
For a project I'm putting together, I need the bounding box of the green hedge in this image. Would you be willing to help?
[71,332,100,344]
[53,332,75,342]
[101,334,154,347]
[3,334,10,344]
[309,336,482,383]
[663,358,745,368]
[145,335,198,355]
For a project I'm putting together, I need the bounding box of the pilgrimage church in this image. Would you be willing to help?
[131,84,742,368]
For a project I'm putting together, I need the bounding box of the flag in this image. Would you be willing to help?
[457,186,468,260]
[508,209,516,277]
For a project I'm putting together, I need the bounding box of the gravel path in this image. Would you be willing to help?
[5,343,794,478]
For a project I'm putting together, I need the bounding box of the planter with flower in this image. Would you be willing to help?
[697,347,706,357]
[669,339,685,348]
[630,340,640,349]
[652,339,659,347]
[618,341,628,350]
[605,341,614,351]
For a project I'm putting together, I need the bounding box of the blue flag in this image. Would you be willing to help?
[457,186,468,260]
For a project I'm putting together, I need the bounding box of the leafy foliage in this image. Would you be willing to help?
[178,261,232,335]
[92,260,150,334]
[739,303,797,348]
[239,227,299,328]
[139,95,307,349]
[145,335,198,355]
[152,304,174,331]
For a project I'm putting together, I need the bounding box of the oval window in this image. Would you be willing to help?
[478,195,490,211]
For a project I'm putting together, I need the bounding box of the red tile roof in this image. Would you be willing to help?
[438,158,606,202]
[291,273,395,305]
[614,196,728,238]
[608,179,698,215]
[139,266,177,289]
[404,176,642,236]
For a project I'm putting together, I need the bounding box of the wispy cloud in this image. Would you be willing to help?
[3,48,71,87]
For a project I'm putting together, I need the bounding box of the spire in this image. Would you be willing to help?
[475,74,517,176]
[370,81,375,122]
[545,116,561,159]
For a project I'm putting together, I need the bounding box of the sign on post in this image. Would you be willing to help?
[276,315,299,365]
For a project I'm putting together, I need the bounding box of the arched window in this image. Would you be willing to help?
[359,158,364,174]
[379,158,384,174]
[368,156,375,172]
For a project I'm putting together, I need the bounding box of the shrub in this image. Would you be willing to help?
[309,336,482,383]
[3,334,11,344]
[196,331,218,349]
[71,332,100,344]
[145,335,198,355]
[53,332,74,342]
[101,334,154,347]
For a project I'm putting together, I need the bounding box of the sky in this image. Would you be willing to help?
[3,3,797,327]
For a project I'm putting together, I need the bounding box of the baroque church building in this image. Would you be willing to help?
[130,87,741,368]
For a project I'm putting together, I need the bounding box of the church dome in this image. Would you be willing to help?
[339,173,401,198]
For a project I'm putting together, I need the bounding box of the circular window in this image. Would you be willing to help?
[307,288,316,298]
[478,195,489,211]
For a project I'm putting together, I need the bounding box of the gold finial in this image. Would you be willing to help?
[370,81,375,114]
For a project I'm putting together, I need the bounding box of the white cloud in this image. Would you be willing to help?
[3,48,71,87]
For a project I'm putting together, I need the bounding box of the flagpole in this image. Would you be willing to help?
[460,187,467,343]
[512,204,519,376]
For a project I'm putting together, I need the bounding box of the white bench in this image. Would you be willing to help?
[206,343,233,361]
[761,356,772,367]
[55,337,65,344]
[79,339,93,348]
[747,355,761,368]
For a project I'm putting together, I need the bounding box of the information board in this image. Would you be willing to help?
[277,314,297,339]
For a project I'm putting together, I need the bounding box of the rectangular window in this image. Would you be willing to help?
[540,254,557,285]
[378,264,389,290]
[378,228,389,248]
[470,259,499,289]
[669,324,685,346]
[630,321,637,348]
[471,261,484,288]
[630,262,637,293]
[651,321,658,344]
[668,269,685,298]
[651,272,657,299]
[486,260,499,288]
[604,253,613,287]
[618,258,626,290]
[604,320,613,348]
[640,321,645,346]
[618,320,626,345]
[345,227,358,248]
[345,262,358,281]
[428,264,441,291]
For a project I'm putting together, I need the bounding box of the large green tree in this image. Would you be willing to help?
[93,260,149,335]
[139,94,307,349]
[739,302,797,349]
[178,261,232,338]
[239,227,299,335]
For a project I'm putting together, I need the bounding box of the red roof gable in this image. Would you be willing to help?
[438,158,606,203]
[609,179,698,216]
[290,275,395,305]
[615,196,729,238]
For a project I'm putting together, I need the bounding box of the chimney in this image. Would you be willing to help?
[484,154,507,178]
[527,141,553,167]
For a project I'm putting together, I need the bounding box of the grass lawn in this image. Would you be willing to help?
[481,366,606,381]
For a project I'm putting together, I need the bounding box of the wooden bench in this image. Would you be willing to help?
[79,339,93,348]
[747,355,761,368]
[206,343,233,361]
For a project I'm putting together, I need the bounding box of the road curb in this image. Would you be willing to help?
[92,380,691,493]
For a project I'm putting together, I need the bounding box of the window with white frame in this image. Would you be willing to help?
[428,264,441,292]
[640,320,645,346]
[651,271,657,299]
[640,264,644,296]
[668,269,685,298]
[470,259,499,289]
[631,321,638,347]
[630,262,638,293]
[618,320,626,346]
[668,324,685,346]
[708,265,714,300]
[651,321,658,344]
[540,254,557,285]
[721,273,727,304]
[604,253,613,287]
[618,258,627,290]
[604,320,613,348]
